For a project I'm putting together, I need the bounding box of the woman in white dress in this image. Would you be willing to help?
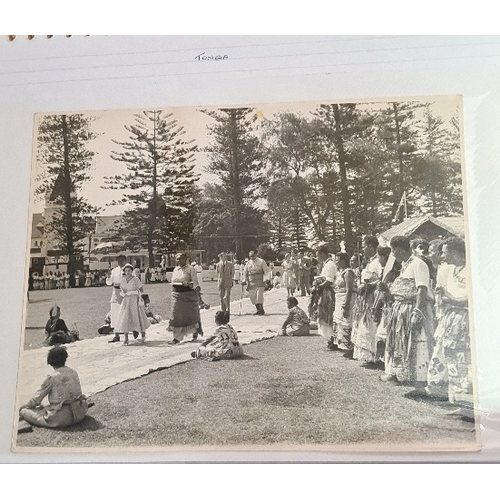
[234,261,241,283]
[114,264,150,345]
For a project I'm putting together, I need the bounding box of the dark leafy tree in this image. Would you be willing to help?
[410,105,463,216]
[262,112,332,250]
[201,108,266,259]
[312,103,373,252]
[192,182,269,262]
[256,242,276,263]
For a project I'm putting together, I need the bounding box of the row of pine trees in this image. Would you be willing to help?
[35,100,463,265]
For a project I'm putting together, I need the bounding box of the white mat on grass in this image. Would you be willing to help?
[16,287,308,404]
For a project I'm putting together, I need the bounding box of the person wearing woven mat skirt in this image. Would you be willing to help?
[168,253,203,345]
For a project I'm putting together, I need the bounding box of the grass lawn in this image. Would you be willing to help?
[16,334,477,451]
[24,279,223,350]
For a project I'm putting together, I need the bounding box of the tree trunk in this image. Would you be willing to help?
[332,104,353,250]
[61,115,74,258]
[228,110,244,258]
[392,102,405,218]
[148,112,158,266]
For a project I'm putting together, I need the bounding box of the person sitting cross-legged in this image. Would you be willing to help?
[281,296,311,336]
[19,346,88,429]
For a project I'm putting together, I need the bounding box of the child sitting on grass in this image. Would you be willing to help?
[273,271,282,289]
[191,311,243,361]
[281,296,310,336]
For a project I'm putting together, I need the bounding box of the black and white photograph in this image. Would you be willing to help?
[13,95,479,452]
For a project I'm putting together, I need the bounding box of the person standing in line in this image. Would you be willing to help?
[331,252,356,350]
[267,261,275,282]
[282,253,296,297]
[299,252,312,296]
[243,250,270,315]
[233,260,241,284]
[193,260,204,285]
[372,246,400,363]
[106,254,127,343]
[216,252,234,316]
[351,235,382,364]
[309,244,337,338]
[207,261,215,281]
[49,271,56,290]
[168,253,202,345]
[425,237,472,404]
[382,236,435,385]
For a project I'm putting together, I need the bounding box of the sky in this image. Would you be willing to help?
[30,95,461,217]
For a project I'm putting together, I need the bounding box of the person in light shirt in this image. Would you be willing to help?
[425,237,472,404]
[168,253,201,345]
[216,252,234,316]
[105,254,127,343]
[351,235,382,363]
[242,250,271,315]
[309,244,337,338]
[382,236,435,385]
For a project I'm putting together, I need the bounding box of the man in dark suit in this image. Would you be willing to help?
[216,252,234,316]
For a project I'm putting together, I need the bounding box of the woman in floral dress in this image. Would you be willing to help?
[191,311,243,361]
[425,237,472,404]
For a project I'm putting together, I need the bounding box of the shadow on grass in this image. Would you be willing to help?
[403,389,454,409]
[123,340,187,348]
[360,361,385,371]
[28,297,53,304]
[238,354,257,361]
[58,416,104,432]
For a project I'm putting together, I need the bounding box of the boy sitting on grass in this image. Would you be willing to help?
[281,296,310,336]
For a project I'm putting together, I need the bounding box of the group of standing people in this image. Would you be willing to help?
[281,251,314,297]
[31,271,71,290]
[308,234,473,407]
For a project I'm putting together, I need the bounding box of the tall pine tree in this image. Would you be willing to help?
[35,113,98,266]
[201,108,266,259]
[104,110,199,264]
[411,105,463,216]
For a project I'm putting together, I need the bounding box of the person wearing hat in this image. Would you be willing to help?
[216,252,234,316]
[106,254,128,343]
[168,253,202,344]
[242,250,271,315]
[114,263,150,345]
